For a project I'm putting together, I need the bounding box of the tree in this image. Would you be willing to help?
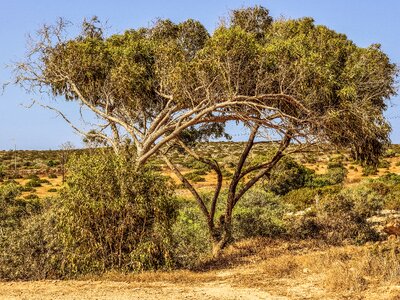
[13,7,397,254]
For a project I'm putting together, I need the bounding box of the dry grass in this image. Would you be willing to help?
[2,237,400,299]
[89,237,400,292]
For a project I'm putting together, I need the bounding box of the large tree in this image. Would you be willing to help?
[13,7,397,254]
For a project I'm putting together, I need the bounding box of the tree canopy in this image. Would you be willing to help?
[14,6,397,167]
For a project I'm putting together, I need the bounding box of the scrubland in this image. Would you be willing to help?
[1,143,400,299]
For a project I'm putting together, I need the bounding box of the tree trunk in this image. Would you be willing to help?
[210,217,233,257]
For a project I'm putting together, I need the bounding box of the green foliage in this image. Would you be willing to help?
[266,158,346,196]
[25,178,42,188]
[0,182,40,232]
[24,194,39,200]
[230,6,273,40]
[369,173,400,210]
[185,172,206,182]
[286,187,381,245]
[47,160,59,167]
[233,190,287,239]
[308,162,347,187]
[378,159,390,168]
[55,151,178,275]
[265,157,314,195]
[0,151,178,280]
[362,165,378,176]
[282,187,319,211]
[0,203,62,280]
[13,7,395,169]
[0,165,4,179]
[171,198,211,268]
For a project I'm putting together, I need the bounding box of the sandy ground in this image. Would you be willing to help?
[1,265,400,300]
[0,280,282,300]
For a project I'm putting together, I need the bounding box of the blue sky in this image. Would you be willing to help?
[0,0,399,150]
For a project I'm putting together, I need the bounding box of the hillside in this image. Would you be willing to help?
[1,143,400,199]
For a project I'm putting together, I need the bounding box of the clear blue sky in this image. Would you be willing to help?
[0,0,399,150]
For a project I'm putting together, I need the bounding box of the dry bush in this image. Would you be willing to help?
[262,256,300,278]
[298,241,400,293]
[323,261,368,292]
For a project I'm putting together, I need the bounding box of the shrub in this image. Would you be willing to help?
[48,173,57,179]
[221,167,233,178]
[25,178,42,188]
[0,182,40,232]
[47,160,59,167]
[0,203,61,280]
[193,169,208,176]
[318,192,380,244]
[308,162,347,187]
[282,187,319,211]
[171,198,210,268]
[233,190,287,239]
[265,157,314,195]
[378,160,390,169]
[286,187,380,245]
[185,172,206,182]
[54,151,178,276]
[24,194,39,200]
[0,151,178,279]
[362,165,378,176]
[0,165,4,179]
[286,212,322,240]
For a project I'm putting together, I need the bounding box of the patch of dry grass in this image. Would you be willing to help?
[24,237,400,299]
[205,238,400,295]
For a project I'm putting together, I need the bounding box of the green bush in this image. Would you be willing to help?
[285,186,380,245]
[282,187,319,211]
[308,162,347,187]
[0,182,40,232]
[378,160,391,169]
[318,193,380,244]
[185,172,206,182]
[265,157,314,195]
[47,160,59,167]
[233,190,287,239]
[0,203,62,280]
[23,194,39,200]
[54,151,178,276]
[0,151,179,279]
[0,165,5,179]
[193,169,208,176]
[362,165,378,176]
[25,178,42,188]
[40,178,51,184]
[172,199,211,268]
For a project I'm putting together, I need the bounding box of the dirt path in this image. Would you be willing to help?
[2,278,399,300]
[0,280,283,300]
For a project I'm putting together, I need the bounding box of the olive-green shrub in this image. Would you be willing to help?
[0,151,178,279]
